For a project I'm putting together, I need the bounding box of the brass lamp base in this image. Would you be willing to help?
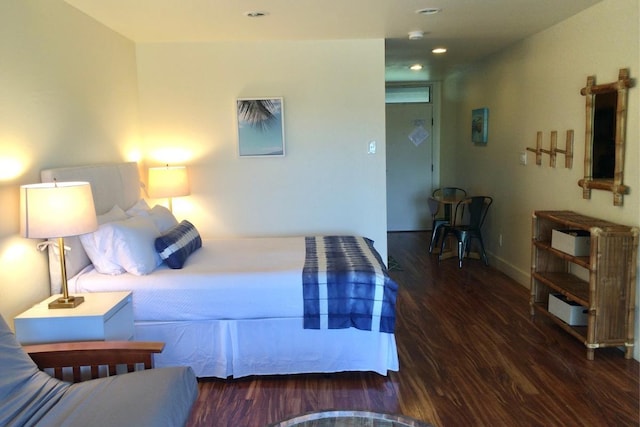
[49,236,85,309]
[49,295,85,309]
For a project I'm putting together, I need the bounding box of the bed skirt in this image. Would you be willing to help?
[134,318,399,378]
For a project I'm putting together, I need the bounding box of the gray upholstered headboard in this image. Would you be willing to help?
[41,162,141,215]
[40,162,142,293]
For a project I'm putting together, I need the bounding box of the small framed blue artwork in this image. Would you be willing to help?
[471,107,489,145]
[237,97,285,157]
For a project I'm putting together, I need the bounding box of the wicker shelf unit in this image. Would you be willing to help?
[530,210,638,360]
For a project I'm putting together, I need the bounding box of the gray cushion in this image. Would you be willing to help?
[0,315,68,427]
[0,315,198,427]
[40,367,198,427]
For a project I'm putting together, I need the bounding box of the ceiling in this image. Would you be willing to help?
[64,0,601,82]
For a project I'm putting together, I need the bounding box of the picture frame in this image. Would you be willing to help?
[471,107,489,145]
[237,97,285,157]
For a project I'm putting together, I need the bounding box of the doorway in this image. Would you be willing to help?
[385,102,433,231]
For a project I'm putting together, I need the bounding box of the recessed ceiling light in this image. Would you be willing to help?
[410,64,423,71]
[415,8,442,15]
[432,47,447,54]
[244,11,268,18]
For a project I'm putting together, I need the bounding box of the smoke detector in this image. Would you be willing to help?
[415,8,441,15]
[408,31,424,40]
[244,11,268,17]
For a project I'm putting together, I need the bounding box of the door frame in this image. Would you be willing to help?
[384,82,441,231]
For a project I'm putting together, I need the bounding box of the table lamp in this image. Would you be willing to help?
[20,181,98,309]
[148,165,190,212]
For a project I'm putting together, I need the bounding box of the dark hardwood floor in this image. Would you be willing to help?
[186,231,639,426]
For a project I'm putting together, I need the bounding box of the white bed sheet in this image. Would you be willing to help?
[68,235,399,378]
[69,236,306,321]
[135,318,398,378]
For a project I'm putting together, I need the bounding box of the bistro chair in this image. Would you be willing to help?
[428,187,467,253]
[438,195,493,268]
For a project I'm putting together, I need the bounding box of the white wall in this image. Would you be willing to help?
[0,1,139,325]
[441,0,639,359]
[135,40,389,258]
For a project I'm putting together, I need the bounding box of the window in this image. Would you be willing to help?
[385,84,431,103]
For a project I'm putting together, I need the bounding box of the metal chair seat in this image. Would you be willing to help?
[438,196,492,268]
[428,187,467,253]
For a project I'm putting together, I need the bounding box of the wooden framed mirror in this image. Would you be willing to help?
[578,68,633,206]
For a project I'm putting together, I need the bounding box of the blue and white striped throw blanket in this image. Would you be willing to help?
[302,236,398,333]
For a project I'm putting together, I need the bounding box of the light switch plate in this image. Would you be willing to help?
[368,140,376,154]
[519,151,527,165]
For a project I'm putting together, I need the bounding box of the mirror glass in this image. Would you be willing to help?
[591,91,616,179]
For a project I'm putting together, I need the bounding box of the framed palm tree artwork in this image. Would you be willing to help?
[237,97,285,157]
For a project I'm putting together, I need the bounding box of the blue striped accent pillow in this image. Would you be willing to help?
[154,220,202,269]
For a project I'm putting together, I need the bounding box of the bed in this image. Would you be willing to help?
[40,162,399,378]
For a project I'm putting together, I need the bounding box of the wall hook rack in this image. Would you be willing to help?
[526,130,573,168]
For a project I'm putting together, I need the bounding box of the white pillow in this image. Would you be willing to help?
[80,226,125,275]
[125,199,151,217]
[79,205,130,275]
[108,216,162,275]
[148,205,179,232]
[80,215,162,275]
[98,205,128,225]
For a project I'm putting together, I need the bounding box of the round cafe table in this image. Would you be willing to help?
[268,410,434,427]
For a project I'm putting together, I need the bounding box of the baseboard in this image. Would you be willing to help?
[488,252,530,289]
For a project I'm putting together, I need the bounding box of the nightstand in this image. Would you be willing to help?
[14,291,134,345]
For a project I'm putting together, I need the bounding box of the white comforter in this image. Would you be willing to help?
[69,237,306,322]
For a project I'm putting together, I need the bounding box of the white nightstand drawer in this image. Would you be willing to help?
[15,291,134,345]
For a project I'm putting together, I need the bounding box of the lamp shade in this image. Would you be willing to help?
[20,181,98,238]
[148,166,190,198]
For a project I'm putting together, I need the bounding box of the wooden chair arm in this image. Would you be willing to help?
[24,341,165,382]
